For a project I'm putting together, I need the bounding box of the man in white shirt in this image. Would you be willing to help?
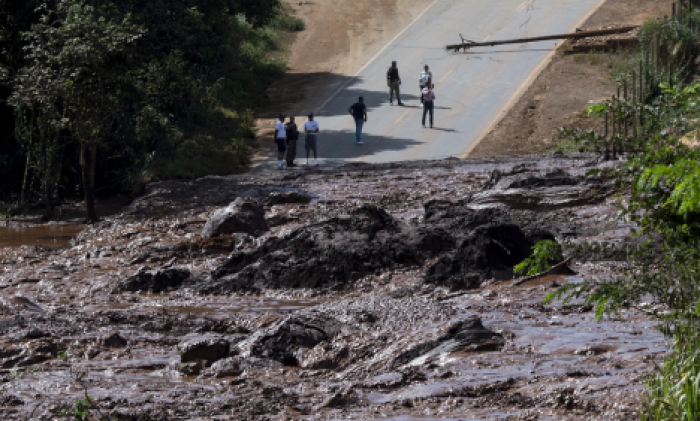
[274,114,287,169]
[303,113,320,166]
[419,65,432,104]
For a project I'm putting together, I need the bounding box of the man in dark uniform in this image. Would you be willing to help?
[387,61,403,106]
[284,116,299,167]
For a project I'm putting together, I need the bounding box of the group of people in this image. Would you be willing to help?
[274,113,319,169]
[388,61,437,128]
[273,62,436,169]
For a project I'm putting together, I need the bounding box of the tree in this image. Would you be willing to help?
[10,1,144,221]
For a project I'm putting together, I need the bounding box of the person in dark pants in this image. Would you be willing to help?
[387,61,403,106]
[348,97,368,144]
[422,83,436,128]
[274,114,286,169]
[284,116,299,167]
[419,65,432,104]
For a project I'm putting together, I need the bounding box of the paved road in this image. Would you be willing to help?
[261,0,604,168]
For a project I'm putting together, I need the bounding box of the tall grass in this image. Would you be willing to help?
[640,313,700,421]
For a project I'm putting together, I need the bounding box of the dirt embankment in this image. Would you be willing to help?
[469,0,674,158]
[0,155,664,420]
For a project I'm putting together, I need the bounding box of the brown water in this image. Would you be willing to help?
[0,225,85,248]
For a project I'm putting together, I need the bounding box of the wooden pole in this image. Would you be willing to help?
[446,26,639,51]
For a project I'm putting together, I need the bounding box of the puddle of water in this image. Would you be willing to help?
[0,225,85,249]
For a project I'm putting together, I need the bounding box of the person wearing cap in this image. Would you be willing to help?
[285,116,299,167]
[348,96,367,144]
[303,113,320,166]
[274,114,287,169]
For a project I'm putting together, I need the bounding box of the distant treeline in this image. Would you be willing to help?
[0,0,302,220]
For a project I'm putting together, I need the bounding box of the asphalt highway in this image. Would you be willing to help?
[263,0,605,168]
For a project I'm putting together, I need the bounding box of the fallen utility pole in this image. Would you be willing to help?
[446,26,639,52]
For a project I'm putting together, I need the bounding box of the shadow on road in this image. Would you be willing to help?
[259,73,425,120]
[251,128,425,172]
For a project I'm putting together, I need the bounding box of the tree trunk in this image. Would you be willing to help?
[39,120,53,221]
[81,142,98,222]
[20,107,34,206]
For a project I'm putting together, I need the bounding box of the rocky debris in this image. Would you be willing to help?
[199,205,454,293]
[114,267,193,293]
[0,394,25,407]
[3,339,58,368]
[470,168,614,210]
[23,328,48,339]
[102,332,128,348]
[315,385,357,410]
[393,318,504,367]
[2,296,44,313]
[178,337,230,373]
[247,315,341,366]
[201,357,243,378]
[264,191,313,206]
[424,224,555,290]
[574,345,613,356]
[202,198,268,238]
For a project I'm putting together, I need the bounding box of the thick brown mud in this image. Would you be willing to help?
[0,154,663,420]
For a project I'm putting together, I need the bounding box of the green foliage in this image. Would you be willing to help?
[61,395,93,421]
[514,240,561,276]
[549,9,700,419]
[0,0,299,217]
[640,311,700,421]
[543,278,628,320]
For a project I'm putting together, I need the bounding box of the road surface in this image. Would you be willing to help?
[260,0,604,168]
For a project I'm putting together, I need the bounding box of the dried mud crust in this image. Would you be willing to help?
[0,155,662,420]
[469,0,674,159]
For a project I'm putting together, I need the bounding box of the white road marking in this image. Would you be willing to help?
[438,69,454,84]
[394,110,412,124]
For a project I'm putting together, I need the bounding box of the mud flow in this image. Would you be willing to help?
[0,225,85,249]
[0,155,662,420]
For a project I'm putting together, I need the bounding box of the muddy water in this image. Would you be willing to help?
[82,295,323,317]
[0,225,85,248]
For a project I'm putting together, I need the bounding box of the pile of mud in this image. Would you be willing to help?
[0,154,663,420]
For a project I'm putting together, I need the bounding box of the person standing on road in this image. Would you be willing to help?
[419,65,432,104]
[303,113,320,166]
[422,83,436,128]
[348,97,368,144]
[387,61,403,106]
[274,114,287,169]
[284,116,299,167]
